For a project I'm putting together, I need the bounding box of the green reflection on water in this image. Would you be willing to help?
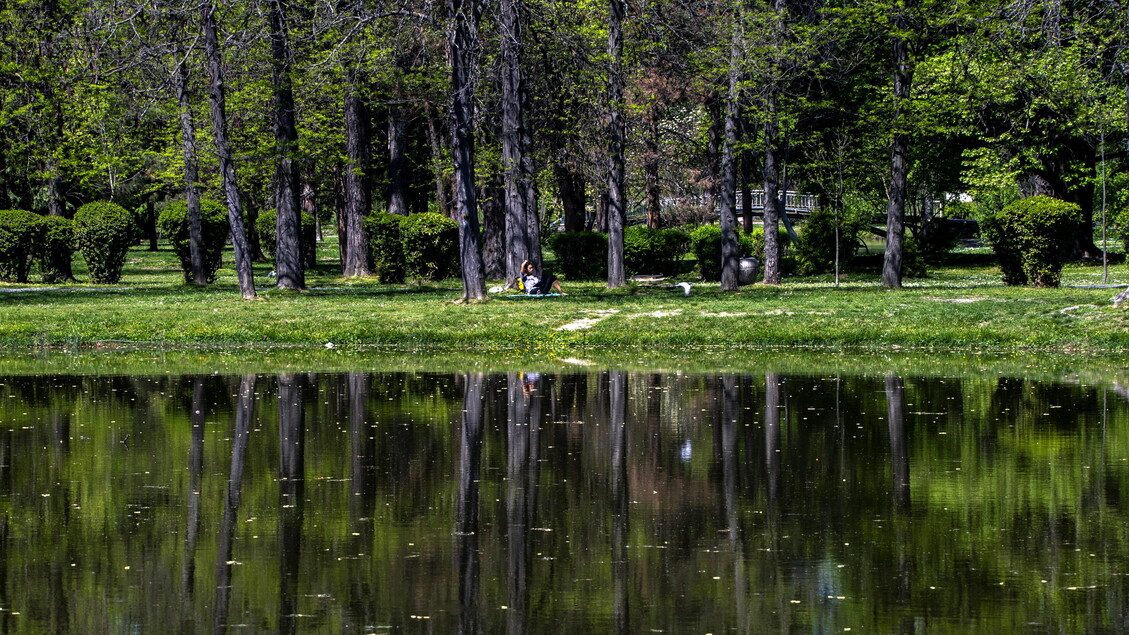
[0,370,1126,632]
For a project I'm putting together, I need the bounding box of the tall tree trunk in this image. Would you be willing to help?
[342,72,371,277]
[556,164,587,232]
[882,3,913,289]
[719,13,742,292]
[482,173,506,279]
[741,144,753,234]
[761,0,786,286]
[606,0,627,288]
[425,101,454,218]
[268,0,304,290]
[387,103,410,216]
[521,107,541,271]
[175,53,207,286]
[644,107,662,229]
[203,3,257,300]
[448,0,487,301]
[502,0,531,286]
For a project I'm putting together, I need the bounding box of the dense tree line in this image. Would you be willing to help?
[0,0,1125,296]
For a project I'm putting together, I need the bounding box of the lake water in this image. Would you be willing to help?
[1,369,1127,633]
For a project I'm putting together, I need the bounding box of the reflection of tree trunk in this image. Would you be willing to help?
[885,375,910,511]
[213,375,256,635]
[505,373,534,635]
[349,373,375,515]
[182,378,206,598]
[609,371,629,634]
[721,376,747,628]
[457,373,485,635]
[764,374,781,505]
[278,374,305,635]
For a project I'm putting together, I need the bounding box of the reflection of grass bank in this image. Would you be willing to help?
[3,345,1129,383]
[2,243,1129,353]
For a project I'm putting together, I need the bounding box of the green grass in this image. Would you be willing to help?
[2,235,1128,357]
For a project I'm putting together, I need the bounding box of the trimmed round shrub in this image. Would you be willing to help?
[548,231,607,280]
[688,225,767,281]
[74,202,135,283]
[400,212,459,280]
[36,215,77,283]
[363,212,406,283]
[623,225,690,276]
[793,207,866,276]
[981,195,1082,287]
[158,200,229,283]
[0,210,45,283]
[256,208,317,268]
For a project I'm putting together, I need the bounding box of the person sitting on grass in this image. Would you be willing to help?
[520,260,566,295]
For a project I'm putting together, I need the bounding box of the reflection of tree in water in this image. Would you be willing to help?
[505,372,541,635]
[213,375,256,635]
[456,373,484,635]
[278,374,305,635]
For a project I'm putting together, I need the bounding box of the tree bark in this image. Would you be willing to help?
[502,0,532,286]
[481,173,506,279]
[882,5,913,289]
[203,3,257,300]
[448,0,487,300]
[175,50,207,286]
[424,101,453,219]
[556,164,587,233]
[761,0,787,286]
[644,107,662,229]
[268,0,304,290]
[719,12,742,292]
[342,72,371,277]
[387,103,410,216]
[606,0,627,288]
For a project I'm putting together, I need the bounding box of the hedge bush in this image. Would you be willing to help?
[793,207,866,275]
[623,225,690,276]
[157,200,229,283]
[36,215,76,283]
[363,212,406,283]
[688,225,768,281]
[981,195,1082,287]
[74,202,135,284]
[400,212,459,280]
[0,210,44,283]
[256,209,317,268]
[548,231,607,280]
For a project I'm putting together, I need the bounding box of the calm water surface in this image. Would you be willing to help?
[0,370,1127,633]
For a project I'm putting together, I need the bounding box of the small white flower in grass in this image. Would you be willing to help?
[325,342,335,349]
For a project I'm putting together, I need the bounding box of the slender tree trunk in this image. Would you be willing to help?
[502,0,531,286]
[882,13,912,289]
[606,0,627,288]
[719,13,742,292]
[203,3,257,300]
[761,0,786,286]
[644,107,662,229]
[425,101,453,218]
[387,103,410,216]
[342,72,371,277]
[268,0,304,289]
[175,53,207,286]
[521,106,541,271]
[448,0,487,300]
[741,145,753,234]
[482,173,506,279]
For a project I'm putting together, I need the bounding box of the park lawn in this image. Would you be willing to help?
[1,240,1128,354]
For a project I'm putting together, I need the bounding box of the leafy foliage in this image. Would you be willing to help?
[399,213,459,281]
[688,225,774,282]
[36,215,76,284]
[981,196,1082,287]
[793,207,868,276]
[0,210,45,283]
[548,232,607,280]
[622,225,689,276]
[157,200,229,284]
[74,202,135,284]
[363,212,406,284]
